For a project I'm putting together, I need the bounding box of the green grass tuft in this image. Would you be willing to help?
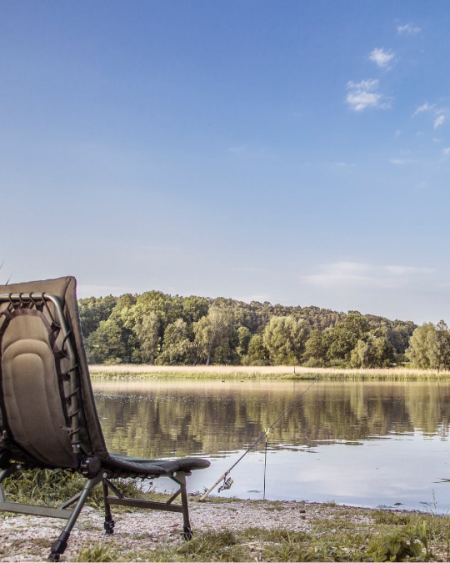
[77,542,118,562]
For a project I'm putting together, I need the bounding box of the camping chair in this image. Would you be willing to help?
[0,276,210,561]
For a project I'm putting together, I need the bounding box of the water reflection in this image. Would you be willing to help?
[93,380,450,510]
[93,380,450,457]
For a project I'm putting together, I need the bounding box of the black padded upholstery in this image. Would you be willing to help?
[106,454,210,476]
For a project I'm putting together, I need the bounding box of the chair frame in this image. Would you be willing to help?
[0,292,196,561]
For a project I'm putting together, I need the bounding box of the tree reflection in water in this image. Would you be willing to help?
[93,380,450,460]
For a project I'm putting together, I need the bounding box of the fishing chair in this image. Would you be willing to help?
[0,277,210,561]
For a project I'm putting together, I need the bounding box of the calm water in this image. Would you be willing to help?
[92,379,450,512]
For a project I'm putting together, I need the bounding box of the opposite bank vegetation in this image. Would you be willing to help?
[79,291,450,372]
[89,364,450,381]
[2,469,450,561]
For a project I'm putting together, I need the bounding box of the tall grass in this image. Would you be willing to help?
[3,468,146,508]
[89,363,450,380]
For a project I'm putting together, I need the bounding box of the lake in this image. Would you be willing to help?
[92,379,450,512]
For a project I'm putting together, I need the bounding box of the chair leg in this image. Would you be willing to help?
[174,473,192,540]
[0,464,18,502]
[48,475,102,562]
[102,479,115,535]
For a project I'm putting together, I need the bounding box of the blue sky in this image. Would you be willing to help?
[1,1,450,323]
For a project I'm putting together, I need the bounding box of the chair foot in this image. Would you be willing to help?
[48,531,70,561]
[182,526,193,541]
[104,516,115,535]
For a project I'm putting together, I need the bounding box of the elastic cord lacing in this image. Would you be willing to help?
[3,293,81,448]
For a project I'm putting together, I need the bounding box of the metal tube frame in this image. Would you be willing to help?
[103,471,192,539]
[0,465,100,522]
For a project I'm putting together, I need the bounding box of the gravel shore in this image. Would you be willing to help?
[0,499,374,561]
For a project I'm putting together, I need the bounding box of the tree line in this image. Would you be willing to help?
[78,289,446,368]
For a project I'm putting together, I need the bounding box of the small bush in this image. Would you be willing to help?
[368,521,433,562]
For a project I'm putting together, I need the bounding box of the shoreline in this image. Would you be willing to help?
[89,363,450,381]
[1,497,449,561]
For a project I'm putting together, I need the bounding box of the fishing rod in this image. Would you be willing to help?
[199,380,316,501]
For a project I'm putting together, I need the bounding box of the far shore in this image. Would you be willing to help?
[89,363,450,381]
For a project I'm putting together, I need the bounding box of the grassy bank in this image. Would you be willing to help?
[89,363,450,381]
[74,510,450,562]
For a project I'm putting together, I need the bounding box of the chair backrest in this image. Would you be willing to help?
[0,277,108,469]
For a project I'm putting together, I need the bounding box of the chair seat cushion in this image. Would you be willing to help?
[105,453,210,476]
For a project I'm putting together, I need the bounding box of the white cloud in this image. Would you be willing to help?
[416,181,427,189]
[369,48,395,68]
[397,23,421,34]
[302,262,434,290]
[443,147,450,157]
[346,79,388,112]
[434,115,446,129]
[414,104,448,130]
[394,129,401,137]
[413,103,434,116]
[348,79,379,91]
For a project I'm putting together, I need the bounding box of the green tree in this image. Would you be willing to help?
[247,335,269,365]
[303,330,327,362]
[263,316,309,365]
[404,322,450,370]
[350,334,395,368]
[126,291,183,333]
[237,326,251,357]
[78,295,117,338]
[327,312,370,362]
[193,307,231,365]
[85,318,129,364]
[158,319,193,365]
[182,296,209,324]
[431,320,450,371]
[406,323,434,369]
[133,312,161,364]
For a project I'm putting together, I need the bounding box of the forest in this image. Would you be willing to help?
[78,289,450,370]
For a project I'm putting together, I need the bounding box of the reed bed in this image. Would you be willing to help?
[89,364,450,380]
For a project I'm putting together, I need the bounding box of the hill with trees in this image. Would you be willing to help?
[78,290,426,369]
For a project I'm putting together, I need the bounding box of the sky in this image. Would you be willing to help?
[1,1,450,324]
